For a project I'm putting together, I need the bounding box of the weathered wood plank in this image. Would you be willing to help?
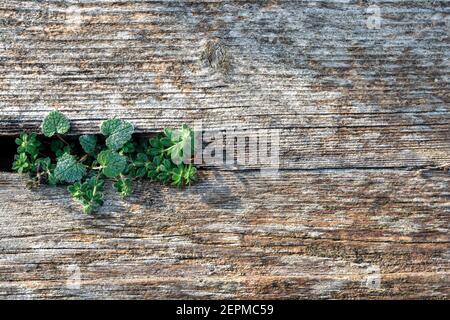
[0,0,448,134]
[201,126,450,170]
[0,0,449,300]
[1,0,448,171]
[0,170,448,299]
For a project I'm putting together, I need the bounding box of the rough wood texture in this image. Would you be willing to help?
[0,0,449,299]
[0,170,449,299]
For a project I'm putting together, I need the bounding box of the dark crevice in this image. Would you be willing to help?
[0,133,155,173]
[0,134,111,172]
[0,134,447,174]
[0,136,18,172]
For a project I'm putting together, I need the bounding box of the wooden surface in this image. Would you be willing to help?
[0,0,449,299]
[1,170,449,299]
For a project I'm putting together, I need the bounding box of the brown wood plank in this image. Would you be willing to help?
[0,0,449,300]
[0,170,448,299]
[0,0,448,135]
[199,126,450,170]
[1,1,448,171]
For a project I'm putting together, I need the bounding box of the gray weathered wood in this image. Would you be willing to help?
[0,1,448,133]
[0,0,449,299]
[1,0,448,170]
[0,170,449,299]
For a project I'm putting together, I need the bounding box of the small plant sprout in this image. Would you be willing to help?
[12,110,199,214]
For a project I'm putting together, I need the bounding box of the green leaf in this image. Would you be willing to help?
[35,157,51,171]
[120,141,136,154]
[51,140,64,153]
[79,135,97,154]
[35,158,58,186]
[134,153,148,166]
[68,177,105,214]
[155,159,174,183]
[97,150,127,178]
[50,140,72,158]
[114,177,133,198]
[16,133,41,156]
[12,153,30,173]
[171,165,184,187]
[127,153,148,178]
[171,163,197,187]
[54,153,87,183]
[164,124,194,163]
[68,182,82,198]
[148,135,165,157]
[183,164,197,185]
[42,110,71,137]
[47,172,59,186]
[100,119,134,151]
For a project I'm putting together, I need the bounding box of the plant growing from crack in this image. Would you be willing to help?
[12,110,198,214]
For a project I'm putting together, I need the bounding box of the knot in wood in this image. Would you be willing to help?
[202,40,231,74]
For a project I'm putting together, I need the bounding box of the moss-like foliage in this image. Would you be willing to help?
[12,111,199,214]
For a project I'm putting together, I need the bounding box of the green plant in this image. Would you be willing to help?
[12,110,199,214]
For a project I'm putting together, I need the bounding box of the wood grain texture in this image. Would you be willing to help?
[0,170,449,299]
[0,0,449,299]
[0,1,448,132]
